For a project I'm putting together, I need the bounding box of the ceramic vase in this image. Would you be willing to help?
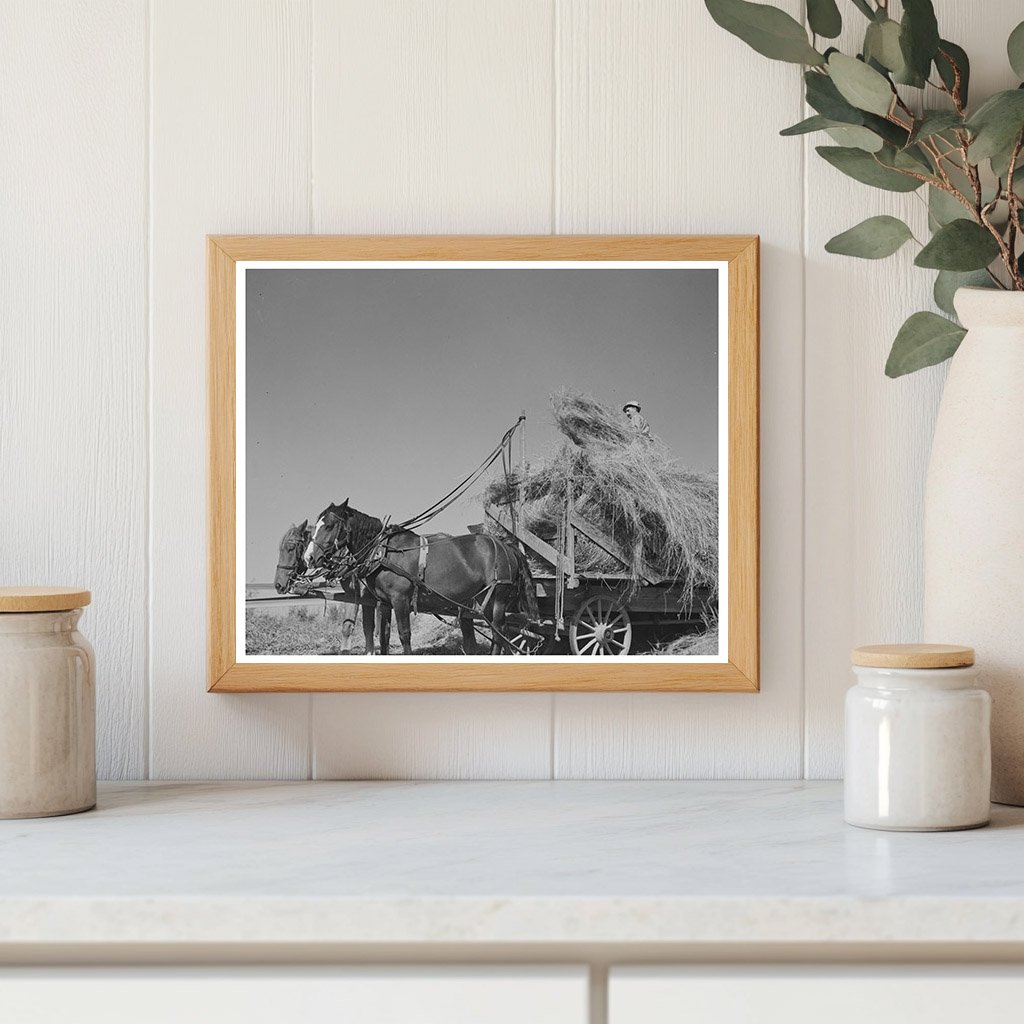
[923,287,1024,805]
[0,607,95,818]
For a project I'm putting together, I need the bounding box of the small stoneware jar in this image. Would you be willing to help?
[845,644,991,832]
[0,587,95,818]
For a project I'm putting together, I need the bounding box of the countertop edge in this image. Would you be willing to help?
[4,896,1024,947]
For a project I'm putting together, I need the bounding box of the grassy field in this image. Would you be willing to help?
[246,606,467,656]
[246,605,713,656]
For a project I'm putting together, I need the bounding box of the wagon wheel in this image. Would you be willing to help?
[506,627,555,656]
[569,595,632,656]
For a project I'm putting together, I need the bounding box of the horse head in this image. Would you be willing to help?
[275,520,309,594]
[305,499,350,569]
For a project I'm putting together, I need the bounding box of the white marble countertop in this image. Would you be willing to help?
[2,781,1024,949]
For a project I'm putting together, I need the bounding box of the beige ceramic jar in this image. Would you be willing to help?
[0,587,95,818]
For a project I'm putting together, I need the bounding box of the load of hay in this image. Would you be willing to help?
[484,389,718,601]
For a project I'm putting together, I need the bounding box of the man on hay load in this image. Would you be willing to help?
[622,399,652,440]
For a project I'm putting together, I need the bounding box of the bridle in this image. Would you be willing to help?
[309,508,391,583]
[307,511,344,567]
[276,530,308,590]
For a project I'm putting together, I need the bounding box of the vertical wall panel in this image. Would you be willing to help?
[148,0,312,778]
[308,0,557,779]
[0,1,148,779]
[803,2,1024,778]
[551,0,806,777]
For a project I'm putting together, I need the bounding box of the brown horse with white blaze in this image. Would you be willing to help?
[305,500,538,655]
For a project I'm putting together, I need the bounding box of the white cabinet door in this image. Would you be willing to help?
[0,967,588,1024]
[610,967,1024,1024]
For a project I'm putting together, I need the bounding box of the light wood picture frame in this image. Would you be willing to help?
[209,235,759,692]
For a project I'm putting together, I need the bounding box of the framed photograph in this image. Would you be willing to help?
[209,236,758,692]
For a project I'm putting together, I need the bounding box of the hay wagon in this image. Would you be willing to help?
[270,411,713,656]
[482,497,712,657]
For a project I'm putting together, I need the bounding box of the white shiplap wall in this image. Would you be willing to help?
[4,0,1015,780]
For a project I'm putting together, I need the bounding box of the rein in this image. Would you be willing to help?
[394,416,522,533]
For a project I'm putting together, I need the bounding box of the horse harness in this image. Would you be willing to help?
[365,531,515,618]
[309,510,523,652]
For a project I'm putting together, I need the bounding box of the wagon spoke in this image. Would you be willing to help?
[578,637,600,655]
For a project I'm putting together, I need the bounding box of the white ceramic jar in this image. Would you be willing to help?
[0,587,95,818]
[844,644,990,832]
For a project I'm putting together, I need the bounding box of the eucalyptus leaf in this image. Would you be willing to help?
[933,270,992,318]
[864,19,905,75]
[907,111,963,146]
[914,220,1001,271]
[928,185,970,227]
[805,70,867,124]
[783,113,885,152]
[863,112,910,148]
[850,0,875,19]
[935,40,970,106]
[967,89,1024,163]
[807,0,841,39]
[705,0,825,64]
[827,52,894,116]
[826,125,884,152]
[816,145,923,191]
[825,215,914,259]
[879,143,933,176]
[899,0,940,84]
[1009,21,1024,80]
[885,311,966,377]
[780,114,834,136]
[990,130,1024,182]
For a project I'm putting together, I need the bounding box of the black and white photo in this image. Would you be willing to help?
[239,261,726,662]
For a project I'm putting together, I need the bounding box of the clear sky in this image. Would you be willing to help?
[245,266,719,583]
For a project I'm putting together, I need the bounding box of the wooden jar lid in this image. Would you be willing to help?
[0,587,91,612]
[851,643,975,669]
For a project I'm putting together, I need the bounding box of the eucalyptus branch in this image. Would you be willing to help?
[893,93,916,121]
[928,134,967,170]
[1007,137,1024,287]
[979,204,1019,288]
[963,148,984,210]
[704,0,1024,375]
[919,139,954,186]
[935,47,966,116]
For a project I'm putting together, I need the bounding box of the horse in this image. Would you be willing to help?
[274,520,380,655]
[304,499,538,655]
